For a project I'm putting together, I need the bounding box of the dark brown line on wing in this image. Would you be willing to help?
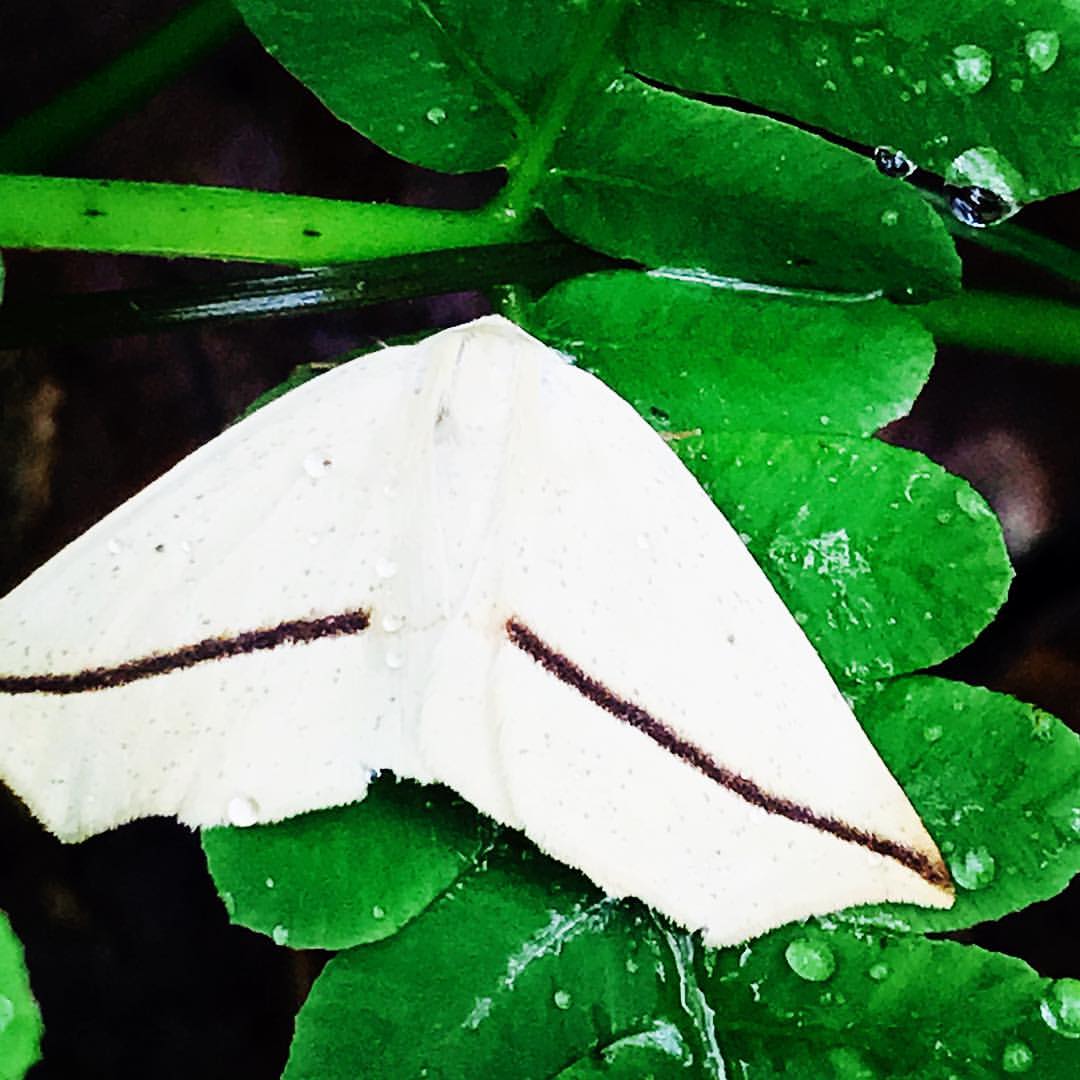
[505,618,951,892]
[0,609,371,695]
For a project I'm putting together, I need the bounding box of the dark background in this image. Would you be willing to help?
[0,3,1077,1077]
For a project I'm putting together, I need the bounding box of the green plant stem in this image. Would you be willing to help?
[952,218,1080,284]
[923,193,1080,284]
[0,0,242,172]
[916,291,1080,365]
[0,174,537,263]
[0,240,622,347]
[496,0,633,215]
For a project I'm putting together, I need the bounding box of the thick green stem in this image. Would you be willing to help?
[0,0,242,171]
[0,174,536,264]
[0,240,623,347]
[916,291,1080,365]
[496,0,632,215]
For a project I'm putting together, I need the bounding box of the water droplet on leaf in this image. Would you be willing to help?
[553,989,572,1010]
[271,924,290,946]
[949,846,996,890]
[947,186,1013,228]
[371,905,386,920]
[873,147,916,179]
[955,486,989,518]
[942,44,993,94]
[1001,1040,1034,1072]
[880,209,900,226]
[946,147,1025,225]
[1040,978,1080,1038]
[868,962,890,981]
[923,724,944,743]
[785,938,836,982]
[1030,711,1054,741]
[1024,31,1060,74]
[426,106,447,125]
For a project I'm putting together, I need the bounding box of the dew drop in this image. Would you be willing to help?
[371,904,386,920]
[948,845,996,890]
[265,877,275,888]
[1030,711,1054,741]
[868,962,890,982]
[381,612,404,633]
[625,956,639,974]
[553,989,572,1010]
[1040,978,1080,1038]
[955,486,988,518]
[375,557,398,579]
[784,937,836,982]
[946,147,1025,225]
[302,451,332,479]
[1024,30,1060,74]
[1001,1040,1034,1073]
[385,649,405,670]
[942,44,993,95]
[923,724,944,743]
[426,106,447,125]
[271,924,290,946]
[947,185,1014,228]
[873,146,916,179]
[226,795,260,827]
[880,209,900,226]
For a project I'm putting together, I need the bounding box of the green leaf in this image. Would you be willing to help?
[677,433,1012,682]
[625,0,1080,202]
[202,778,491,949]
[526,271,935,436]
[233,0,601,174]
[237,3,960,295]
[281,837,1080,1078]
[705,922,1080,1078]
[841,676,1080,934]
[0,911,42,1080]
[282,846,689,1080]
[543,76,959,298]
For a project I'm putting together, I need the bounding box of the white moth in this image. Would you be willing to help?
[0,316,952,945]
